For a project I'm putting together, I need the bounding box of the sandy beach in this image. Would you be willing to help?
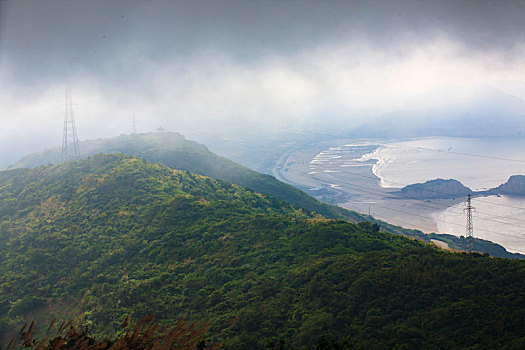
[271,136,525,254]
[272,139,464,234]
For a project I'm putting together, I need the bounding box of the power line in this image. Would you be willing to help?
[61,86,80,163]
[318,173,525,234]
[223,137,525,234]
[307,148,525,211]
[388,143,525,164]
[297,156,525,224]
[218,138,525,252]
[298,166,525,236]
[220,136,525,213]
[218,118,525,210]
[464,194,475,251]
[343,197,525,254]
[284,165,525,227]
[213,131,525,251]
[221,117,525,163]
[310,154,525,212]
[344,197,525,241]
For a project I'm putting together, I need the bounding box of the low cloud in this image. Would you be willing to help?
[1,1,525,166]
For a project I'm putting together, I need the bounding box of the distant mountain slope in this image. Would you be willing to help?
[0,154,524,349]
[348,86,525,138]
[10,132,363,223]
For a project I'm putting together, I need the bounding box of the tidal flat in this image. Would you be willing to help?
[273,137,525,253]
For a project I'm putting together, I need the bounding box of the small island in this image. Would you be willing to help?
[398,175,525,199]
[398,178,472,199]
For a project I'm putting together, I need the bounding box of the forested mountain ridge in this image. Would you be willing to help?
[9,132,362,223]
[10,132,523,259]
[0,154,524,349]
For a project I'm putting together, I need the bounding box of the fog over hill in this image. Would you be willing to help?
[1,1,525,167]
[1,2,525,347]
[9,132,365,223]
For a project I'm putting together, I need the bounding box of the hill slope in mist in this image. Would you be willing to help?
[11,132,364,223]
[10,132,523,259]
[0,154,524,349]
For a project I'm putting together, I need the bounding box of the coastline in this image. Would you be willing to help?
[272,137,525,254]
[272,139,451,234]
[362,137,525,191]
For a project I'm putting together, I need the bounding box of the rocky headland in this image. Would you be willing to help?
[484,175,525,196]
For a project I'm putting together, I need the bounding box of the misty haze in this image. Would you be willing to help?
[1,1,524,349]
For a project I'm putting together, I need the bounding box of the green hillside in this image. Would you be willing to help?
[1,155,524,349]
[10,132,522,259]
[10,132,362,223]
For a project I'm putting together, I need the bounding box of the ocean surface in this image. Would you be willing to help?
[434,195,525,254]
[358,137,525,254]
[360,137,525,190]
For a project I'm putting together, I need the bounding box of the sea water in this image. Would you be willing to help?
[434,195,525,254]
[359,137,525,253]
[360,137,525,190]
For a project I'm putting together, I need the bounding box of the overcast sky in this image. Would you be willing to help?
[1,0,525,166]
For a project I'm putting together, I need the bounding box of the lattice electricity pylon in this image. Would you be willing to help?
[61,87,80,163]
[464,194,475,251]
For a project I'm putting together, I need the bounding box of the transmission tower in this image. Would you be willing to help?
[61,87,80,163]
[464,194,475,251]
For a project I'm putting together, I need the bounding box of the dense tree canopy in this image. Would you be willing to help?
[0,155,524,349]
